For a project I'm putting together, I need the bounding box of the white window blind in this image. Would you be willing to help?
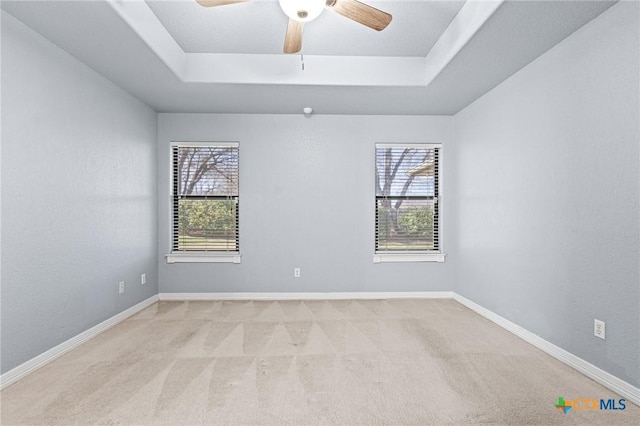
[171,143,239,252]
[375,144,440,253]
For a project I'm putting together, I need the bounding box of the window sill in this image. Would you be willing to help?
[373,253,446,263]
[166,253,241,264]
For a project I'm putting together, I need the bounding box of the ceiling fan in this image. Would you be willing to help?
[195,0,392,54]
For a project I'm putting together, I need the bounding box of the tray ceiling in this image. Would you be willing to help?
[1,0,617,114]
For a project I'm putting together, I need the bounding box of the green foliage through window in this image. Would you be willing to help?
[177,199,237,251]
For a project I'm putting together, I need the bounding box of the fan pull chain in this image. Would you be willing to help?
[301,54,305,71]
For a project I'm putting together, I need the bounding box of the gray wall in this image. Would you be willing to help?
[1,13,158,373]
[453,1,639,387]
[158,114,455,293]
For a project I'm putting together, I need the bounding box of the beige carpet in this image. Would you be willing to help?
[1,299,639,425]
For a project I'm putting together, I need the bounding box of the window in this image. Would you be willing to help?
[167,142,240,263]
[374,143,444,262]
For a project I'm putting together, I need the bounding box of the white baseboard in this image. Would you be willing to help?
[452,293,640,407]
[0,295,159,391]
[158,291,455,301]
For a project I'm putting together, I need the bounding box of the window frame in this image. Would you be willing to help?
[166,141,241,264]
[373,143,445,263]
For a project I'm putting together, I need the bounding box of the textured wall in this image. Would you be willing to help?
[454,1,640,387]
[1,13,158,373]
[158,114,455,293]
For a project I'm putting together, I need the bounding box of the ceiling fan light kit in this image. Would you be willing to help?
[196,0,392,54]
[279,0,325,22]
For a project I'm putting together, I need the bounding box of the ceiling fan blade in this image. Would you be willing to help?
[195,0,250,7]
[284,19,304,54]
[327,0,392,31]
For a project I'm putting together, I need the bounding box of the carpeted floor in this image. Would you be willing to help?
[1,299,639,425]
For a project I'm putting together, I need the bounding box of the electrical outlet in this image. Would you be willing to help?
[594,319,605,340]
[141,273,146,285]
[119,281,125,294]
[294,268,301,278]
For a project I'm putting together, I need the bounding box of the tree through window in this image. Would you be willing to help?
[375,144,440,252]
[171,143,239,252]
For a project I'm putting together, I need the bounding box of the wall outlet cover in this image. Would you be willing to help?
[594,319,605,340]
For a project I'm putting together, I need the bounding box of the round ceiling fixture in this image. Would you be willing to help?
[279,0,326,22]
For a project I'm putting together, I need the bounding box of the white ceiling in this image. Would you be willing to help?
[1,0,617,115]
